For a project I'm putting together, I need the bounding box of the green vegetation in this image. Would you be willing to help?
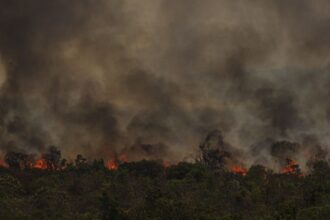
[1,159,330,220]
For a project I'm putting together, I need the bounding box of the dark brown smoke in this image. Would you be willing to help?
[0,1,329,167]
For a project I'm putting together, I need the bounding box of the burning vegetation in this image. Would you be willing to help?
[1,144,330,219]
[0,0,330,218]
[231,165,248,176]
[0,131,330,219]
[281,159,301,175]
[33,159,47,169]
[0,130,324,177]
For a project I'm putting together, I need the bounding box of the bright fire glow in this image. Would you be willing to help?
[106,154,128,170]
[281,159,303,176]
[34,159,48,169]
[231,165,248,176]
[106,160,118,170]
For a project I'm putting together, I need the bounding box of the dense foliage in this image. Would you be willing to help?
[1,159,330,220]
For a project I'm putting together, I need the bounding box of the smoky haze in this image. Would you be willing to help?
[0,0,329,168]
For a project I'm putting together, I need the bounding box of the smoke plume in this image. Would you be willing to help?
[0,0,330,168]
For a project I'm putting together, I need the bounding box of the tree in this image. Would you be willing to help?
[297,205,330,220]
[310,160,330,178]
[4,151,32,169]
[119,160,164,178]
[166,162,206,180]
[42,146,61,170]
[100,192,127,220]
[199,130,231,171]
[75,154,88,170]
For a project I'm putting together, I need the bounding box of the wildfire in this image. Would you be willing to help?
[281,159,303,176]
[106,160,118,170]
[33,159,48,169]
[231,165,248,176]
[106,154,127,170]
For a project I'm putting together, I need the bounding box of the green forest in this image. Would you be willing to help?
[1,156,330,220]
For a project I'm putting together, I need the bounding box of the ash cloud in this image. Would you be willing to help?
[0,0,329,166]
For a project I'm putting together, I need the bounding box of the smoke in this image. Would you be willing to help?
[0,0,329,166]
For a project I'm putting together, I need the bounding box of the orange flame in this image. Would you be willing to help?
[33,159,48,169]
[106,160,118,170]
[106,154,128,170]
[281,159,303,176]
[231,165,248,176]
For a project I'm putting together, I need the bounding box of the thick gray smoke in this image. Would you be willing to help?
[0,0,329,168]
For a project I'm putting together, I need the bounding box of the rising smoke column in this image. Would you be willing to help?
[0,0,329,166]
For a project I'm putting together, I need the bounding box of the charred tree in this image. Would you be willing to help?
[42,146,61,170]
[5,151,32,169]
[199,130,231,171]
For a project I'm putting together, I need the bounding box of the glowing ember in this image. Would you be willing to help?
[34,159,48,169]
[231,165,248,176]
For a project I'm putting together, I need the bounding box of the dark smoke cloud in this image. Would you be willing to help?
[0,0,329,166]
